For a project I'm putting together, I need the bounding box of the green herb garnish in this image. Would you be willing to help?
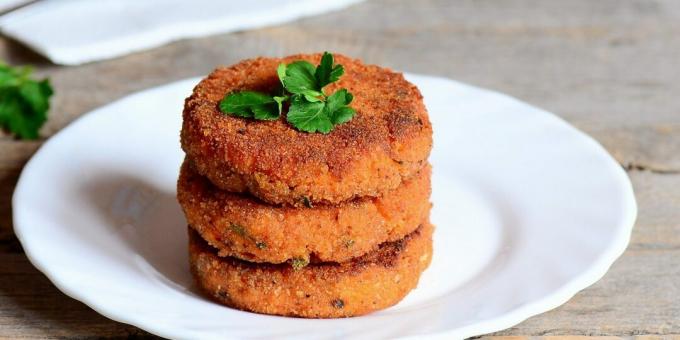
[291,257,310,270]
[218,91,279,120]
[229,223,266,250]
[229,222,247,237]
[0,62,53,139]
[301,196,313,208]
[219,52,355,134]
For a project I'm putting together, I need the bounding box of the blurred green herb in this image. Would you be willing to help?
[291,257,309,270]
[229,223,266,250]
[0,62,53,139]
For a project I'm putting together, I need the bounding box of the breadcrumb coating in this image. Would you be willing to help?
[181,53,432,206]
[178,159,431,264]
[189,222,433,318]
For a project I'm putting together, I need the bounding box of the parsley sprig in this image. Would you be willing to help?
[219,52,356,134]
[0,62,53,139]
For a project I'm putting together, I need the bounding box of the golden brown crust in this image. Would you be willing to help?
[181,53,432,206]
[189,222,433,318]
[178,159,432,264]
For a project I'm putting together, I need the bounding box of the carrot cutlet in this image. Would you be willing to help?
[178,159,432,264]
[189,222,433,318]
[181,53,432,206]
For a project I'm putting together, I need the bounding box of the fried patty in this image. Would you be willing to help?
[181,53,433,206]
[178,159,431,264]
[189,222,433,318]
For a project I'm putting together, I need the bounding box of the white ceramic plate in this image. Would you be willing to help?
[13,74,636,339]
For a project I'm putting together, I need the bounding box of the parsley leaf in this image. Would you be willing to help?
[276,63,287,85]
[273,95,288,115]
[219,52,356,134]
[281,61,322,97]
[315,52,344,89]
[251,105,279,120]
[287,95,332,133]
[325,89,356,124]
[0,63,53,139]
[219,91,279,120]
[329,106,356,125]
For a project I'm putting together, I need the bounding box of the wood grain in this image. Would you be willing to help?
[0,0,678,338]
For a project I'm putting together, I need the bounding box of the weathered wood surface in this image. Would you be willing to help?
[0,0,678,338]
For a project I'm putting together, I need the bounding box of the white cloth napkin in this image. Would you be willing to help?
[0,0,364,65]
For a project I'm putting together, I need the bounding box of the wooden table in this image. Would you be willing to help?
[1,0,678,338]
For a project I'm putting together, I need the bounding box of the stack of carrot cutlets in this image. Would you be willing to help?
[178,53,433,318]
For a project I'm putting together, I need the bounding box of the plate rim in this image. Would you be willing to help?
[12,74,637,339]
